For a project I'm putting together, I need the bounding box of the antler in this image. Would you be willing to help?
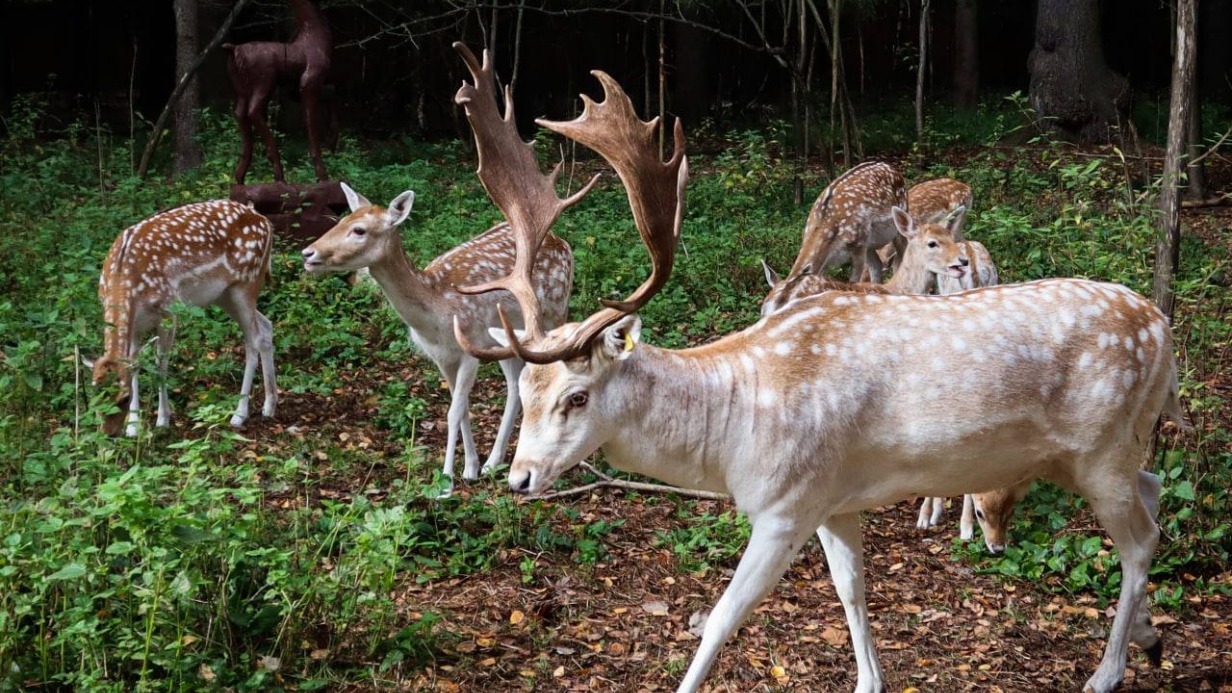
[450,42,600,360]
[500,71,687,363]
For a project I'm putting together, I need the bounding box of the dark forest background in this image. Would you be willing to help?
[2,0,1230,143]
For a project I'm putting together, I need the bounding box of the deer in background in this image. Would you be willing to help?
[762,206,969,314]
[301,47,594,496]
[869,177,974,278]
[780,161,907,286]
[90,200,277,437]
[451,46,1185,693]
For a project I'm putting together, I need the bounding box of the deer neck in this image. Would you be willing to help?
[365,242,448,335]
[289,0,330,43]
[599,344,765,497]
[884,249,932,295]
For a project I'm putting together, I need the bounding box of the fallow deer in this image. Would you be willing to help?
[453,47,1185,693]
[90,200,277,437]
[869,177,973,277]
[782,161,907,285]
[761,206,968,315]
[302,46,594,495]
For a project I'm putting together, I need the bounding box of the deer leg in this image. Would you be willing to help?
[254,310,277,418]
[246,88,284,184]
[449,356,483,481]
[155,317,177,428]
[676,517,814,693]
[960,494,975,540]
[1081,467,1161,693]
[818,513,886,693]
[482,358,524,474]
[218,289,262,428]
[125,369,141,438]
[300,76,328,182]
[233,97,254,185]
[863,245,886,284]
[915,497,935,529]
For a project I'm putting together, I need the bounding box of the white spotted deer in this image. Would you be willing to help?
[301,46,593,495]
[453,46,1186,693]
[90,200,277,437]
[868,177,973,278]
[781,161,907,286]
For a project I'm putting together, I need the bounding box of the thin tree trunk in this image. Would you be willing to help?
[1185,85,1208,200]
[953,0,978,109]
[138,0,253,179]
[509,0,525,96]
[659,0,666,156]
[915,0,929,143]
[173,0,202,173]
[1153,0,1197,320]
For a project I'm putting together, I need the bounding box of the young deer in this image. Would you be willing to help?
[454,52,1185,693]
[908,177,972,238]
[782,161,907,285]
[761,206,968,315]
[302,46,593,495]
[91,200,277,437]
[869,177,973,276]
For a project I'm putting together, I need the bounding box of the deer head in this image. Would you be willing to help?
[302,183,415,274]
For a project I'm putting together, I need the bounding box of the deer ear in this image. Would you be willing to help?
[945,205,967,236]
[386,191,416,227]
[761,259,780,288]
[599,315,642,362]
[487,326,527,347]
[891,206,916,238]
[341,182,370,212]
[81,354,96,369]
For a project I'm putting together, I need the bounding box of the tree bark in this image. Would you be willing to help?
[1153,0,1196,320]
[915,0,929,144]
[1027,0,1129,143]
[1185,84,1208,200]
[173,0,202,173]
[953,0,978,110]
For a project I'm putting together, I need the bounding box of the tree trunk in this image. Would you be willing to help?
[915,0,929,143]
[1027,0,1129,143]
[1153,0,1196,320]
[953,0,978,109]
[1185,85,1208,200]
[173,0,202,173]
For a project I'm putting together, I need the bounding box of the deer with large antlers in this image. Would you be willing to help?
[90,200,278,437]
[453,45,1185,693]
[301,46,594,494]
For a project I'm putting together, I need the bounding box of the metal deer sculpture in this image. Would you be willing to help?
[226,0,332,184]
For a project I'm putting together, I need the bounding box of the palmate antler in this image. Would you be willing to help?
[452,42,688,364]
[450,42,600,360]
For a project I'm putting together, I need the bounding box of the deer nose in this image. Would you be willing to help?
[301,247,316,260]
[959,256,970,267]
[509,468,533,493]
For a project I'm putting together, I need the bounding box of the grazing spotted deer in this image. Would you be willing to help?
[301,46,593,495]
[451,44,1185,693]
[90,200,277,437]
[762,206,968,314]
[784,161,907,284]
[908,177,973,238]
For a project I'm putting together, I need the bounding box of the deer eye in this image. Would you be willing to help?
[927,240,939,248]
[351,226,367,237]
[567,391,589,410]
[975,509,986,521]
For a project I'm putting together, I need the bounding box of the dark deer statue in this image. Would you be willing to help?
[226,0,332,184]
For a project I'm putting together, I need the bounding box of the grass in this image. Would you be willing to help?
[0,94,1229,690]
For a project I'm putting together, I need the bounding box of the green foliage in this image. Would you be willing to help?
[1,93,1229,689]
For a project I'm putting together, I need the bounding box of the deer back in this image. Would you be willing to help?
[789,162,907,278]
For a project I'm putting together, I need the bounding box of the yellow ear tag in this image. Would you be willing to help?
[623,332,635,352]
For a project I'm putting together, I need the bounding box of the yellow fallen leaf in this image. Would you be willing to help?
[553,666,565,678]
[510,610,525,625]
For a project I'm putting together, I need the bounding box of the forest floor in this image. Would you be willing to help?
[185,146,1232,692]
